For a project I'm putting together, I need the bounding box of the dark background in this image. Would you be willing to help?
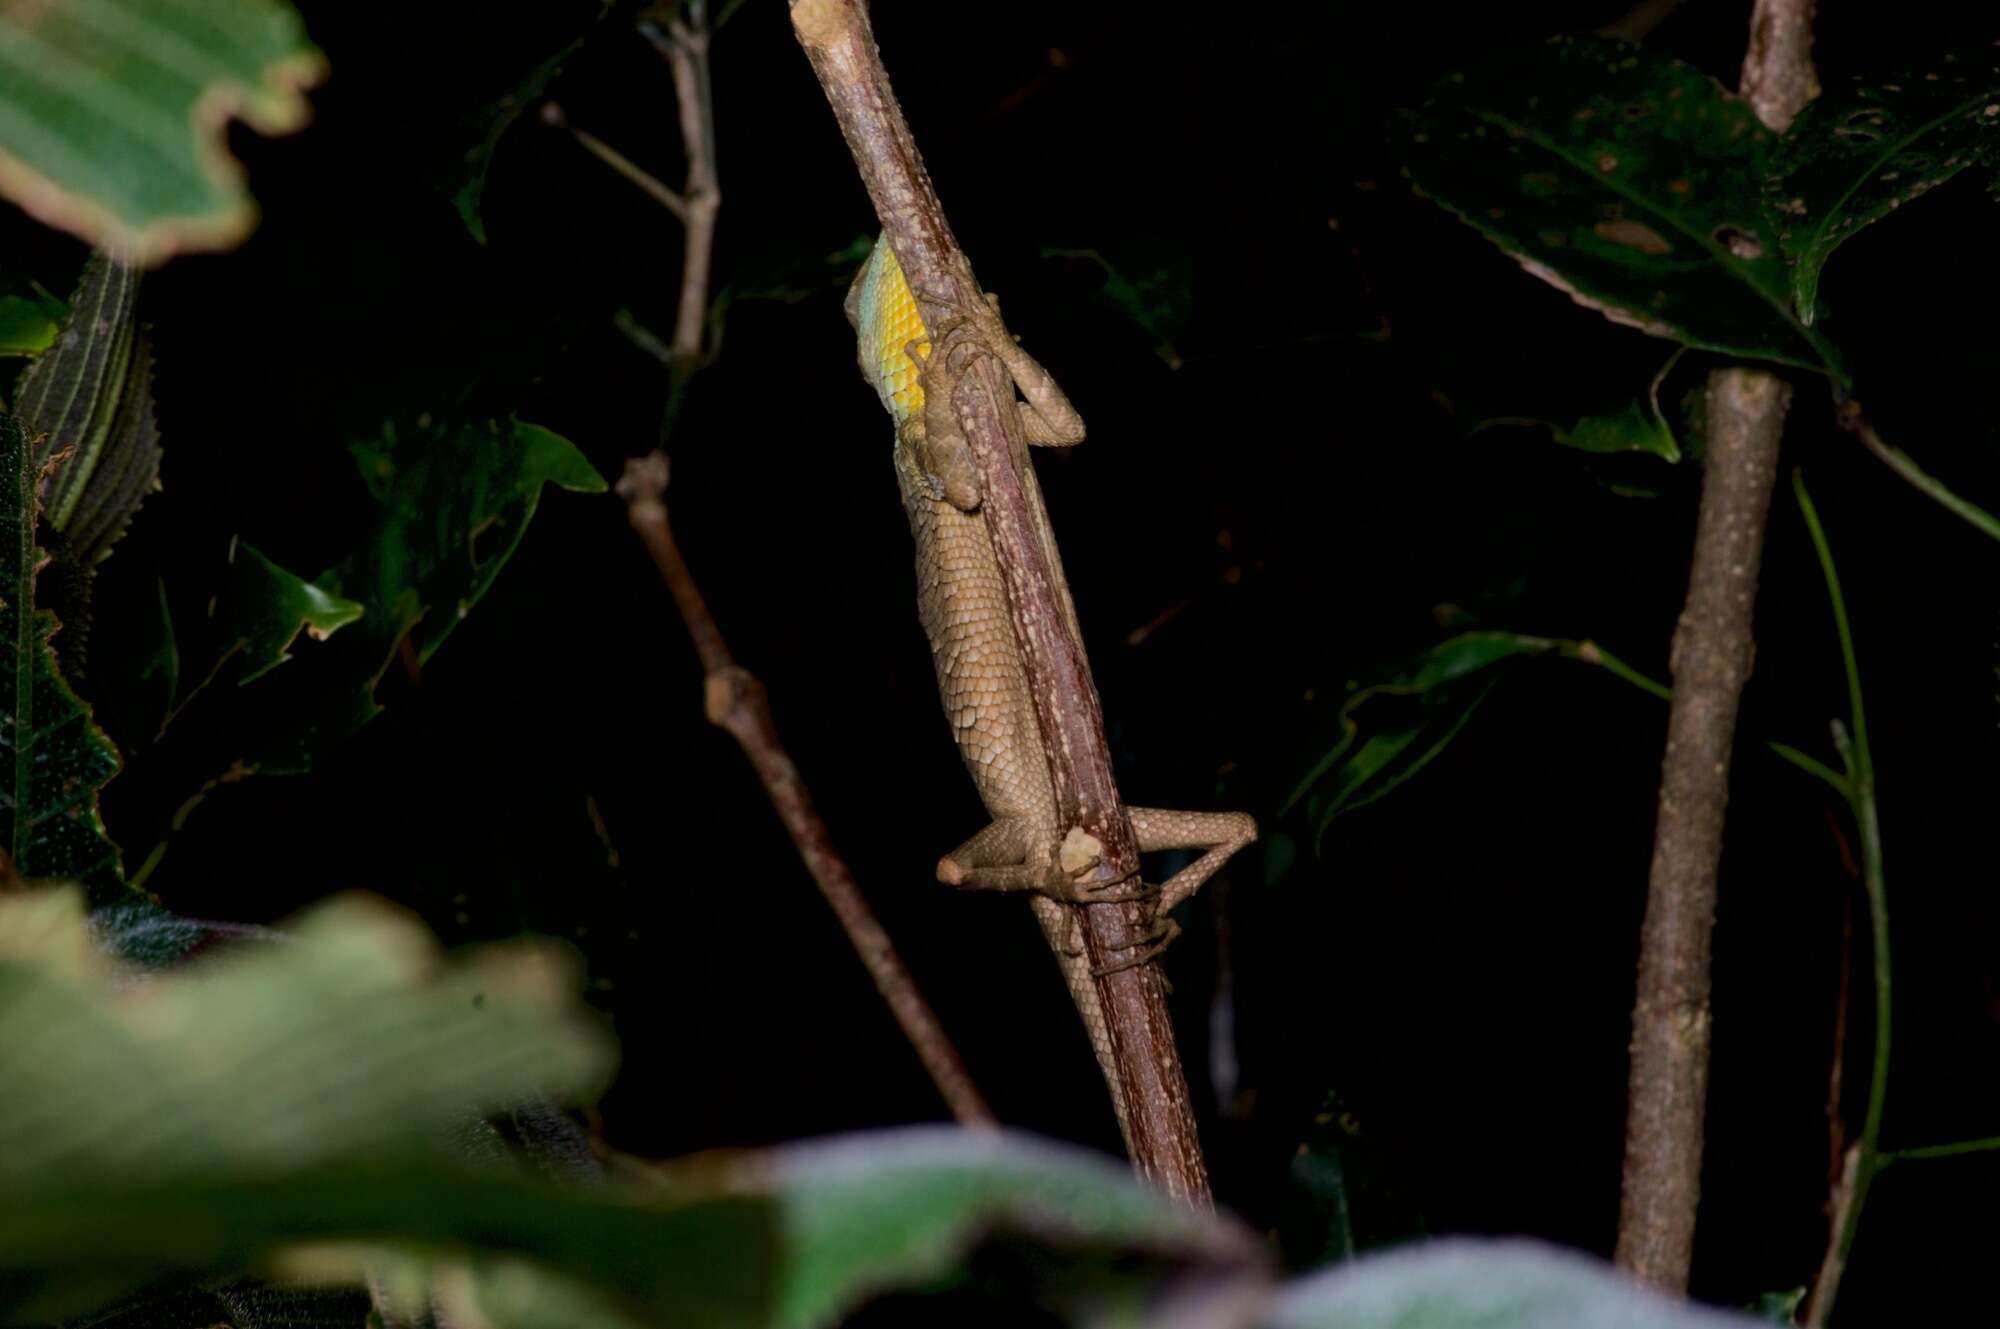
[8,0,1999,1317]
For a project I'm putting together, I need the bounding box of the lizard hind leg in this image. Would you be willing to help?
[1129,808,1259,914]
[935,817,1044,891]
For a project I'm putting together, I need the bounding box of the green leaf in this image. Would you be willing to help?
[1748,1286,1806,1323]
[1557,398,1681,459]
[1771,55,2000,322]
[1395,36,1838,375]
[0,0,325,263]
[1261,1238,1770,1328]
[434,33,594,245]
[1281,633,1559,845]
[746,1128,1262,1329]
[0,886,667,1324]
[3,893,1259,1329]
[0,413,123,895]
[1475,398,1681,462]
[223,542,365,686]
[258,418,604,772]
[0,292,63,358]
[1043,236,1195,365]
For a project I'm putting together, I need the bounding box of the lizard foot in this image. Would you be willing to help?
[1090,915,1183,979]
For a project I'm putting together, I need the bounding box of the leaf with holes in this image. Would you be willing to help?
[1395,36,1839,376]
[0,0,325,263]
[0,414,123,897]
[1771,56,2000,323]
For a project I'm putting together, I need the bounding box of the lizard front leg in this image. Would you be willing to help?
[907,292,1086,512]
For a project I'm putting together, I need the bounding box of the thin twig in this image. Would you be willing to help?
[790,0,1212,1202]
[541,103,690,221]
[618,455,995,1127]
[1881,1134,2000,1164]
[591,2,990,1124]
[1824,885,1853,1210]
[1838,402,2000,546]
[641,11,721,362]
[1796,472,1888,1329]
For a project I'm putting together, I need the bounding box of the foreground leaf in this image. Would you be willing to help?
[744,1128,1262,1329]
[0,0,326,263]
[1261,1238,1768,1328]
[0,413,122,895]
[1772,54,2000,322]
[1395,36,1837,374]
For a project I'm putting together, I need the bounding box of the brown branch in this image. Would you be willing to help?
[1615,5,1815,1287]
[619,455,995,1127]
[1615,369,1790,1290]
[1740,0,1819,133]
[790,0,1211,1202]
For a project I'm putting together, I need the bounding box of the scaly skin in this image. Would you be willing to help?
[846,235,1254,1145]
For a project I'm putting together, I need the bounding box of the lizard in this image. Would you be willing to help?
[844,233,1256,1145]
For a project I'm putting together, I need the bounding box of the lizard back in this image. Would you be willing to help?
[849,237,1056,833]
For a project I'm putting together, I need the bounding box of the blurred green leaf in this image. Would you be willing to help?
[0,413,123,896]
[1260,1239,1769,1328]
[1772,56,2000,323]
[0,0,324,263]
[752,1129,1261,1329]
[1395,36,1838,375]
[1282,632,1559,844]
[1748,1286,1805,1323]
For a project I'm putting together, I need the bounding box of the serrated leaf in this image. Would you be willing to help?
[0,0,326,264]
[1771,56,2000,322]
[256,418,604,773]
[1281,633,1560,846]
[1396,36,1838,375]
[0,412,123,896]
[13,250,164,566]
[1261,1238,1768,1328]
